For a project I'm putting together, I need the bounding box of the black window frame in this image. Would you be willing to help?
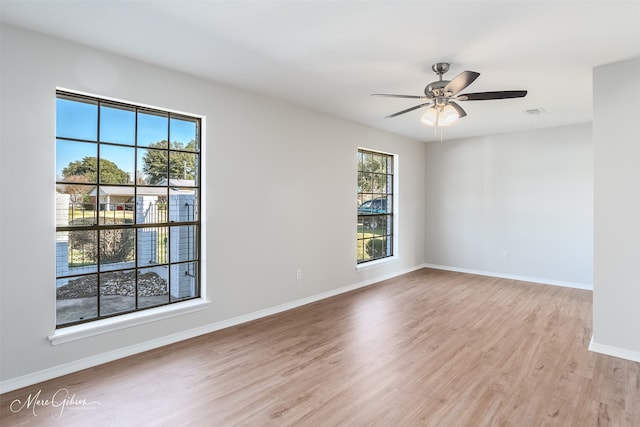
[55,90,202,328]
[357,148,394,264]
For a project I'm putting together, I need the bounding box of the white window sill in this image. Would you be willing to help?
[48,298,211,345]
[356,256,399,271]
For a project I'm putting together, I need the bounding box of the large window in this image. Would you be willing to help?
[55,91,201,327]
[357,149,393,263]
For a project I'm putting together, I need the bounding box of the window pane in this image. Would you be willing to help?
[168,188,198,222]
[357,219,366,238]
[371,215,385,237]
[56,140,97,182]
[135,190,168,224]
[55,231,72,278]
[98,202,135,225]
[363,152,374,172]
[364,172,375,193]
[99,270,136,316]
[138,266,169,308]
[359,237,387,261]
[56,184,96,226]
[358,197,387,216]
[56,275,98,325]
[99,228,135,271]
[171,261,197,300]
[170,117,197,150]
[360,238,373,262]
[138,111,168,147]
[375,154,386,173]
[369,237,387,259]
[170,225,198,262]
[376,174,387,194]
[169,151,197,182]
[65,229,98,274]
[137,227,168,266]
[99,144,134,184]
[100,104,135,145]
[56,97,98,141]
[138,147,168,185]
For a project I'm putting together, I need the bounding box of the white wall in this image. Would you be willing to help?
[424,124,593,288]
[592,58,640,361]
[0,24,426,388]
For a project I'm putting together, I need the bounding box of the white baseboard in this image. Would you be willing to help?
[423,263,593,291]
[589,336,640,363]
[0,263,425,394]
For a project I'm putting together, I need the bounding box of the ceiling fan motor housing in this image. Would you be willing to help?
[425,80,450,97]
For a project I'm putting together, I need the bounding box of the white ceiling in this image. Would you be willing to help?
[1,1,639,142]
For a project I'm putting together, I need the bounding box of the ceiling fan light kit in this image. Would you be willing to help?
[373,62,528,129]
[420,104,459,127]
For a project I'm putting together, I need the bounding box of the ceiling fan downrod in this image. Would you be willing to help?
[425,63,451,97]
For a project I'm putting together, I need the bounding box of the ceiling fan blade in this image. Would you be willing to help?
[385,102,432,118]
[443,71,480,96]
[449,101,467,119]
[372,93,425,99]
[458,90,528,101]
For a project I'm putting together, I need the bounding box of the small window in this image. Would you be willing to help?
[357,149,393,263]
[55,91,201,327]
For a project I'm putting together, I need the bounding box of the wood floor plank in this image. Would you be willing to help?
[2,268,639,426]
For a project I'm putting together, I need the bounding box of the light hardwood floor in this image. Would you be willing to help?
[1,268,639,426]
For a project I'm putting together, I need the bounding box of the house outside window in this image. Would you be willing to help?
[357,149,394,263]
[55,91,201,327]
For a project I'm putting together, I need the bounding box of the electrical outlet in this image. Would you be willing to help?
[296,268,302,280]
[502,250,509,260]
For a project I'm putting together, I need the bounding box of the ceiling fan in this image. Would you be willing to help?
[372,62,527,127]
